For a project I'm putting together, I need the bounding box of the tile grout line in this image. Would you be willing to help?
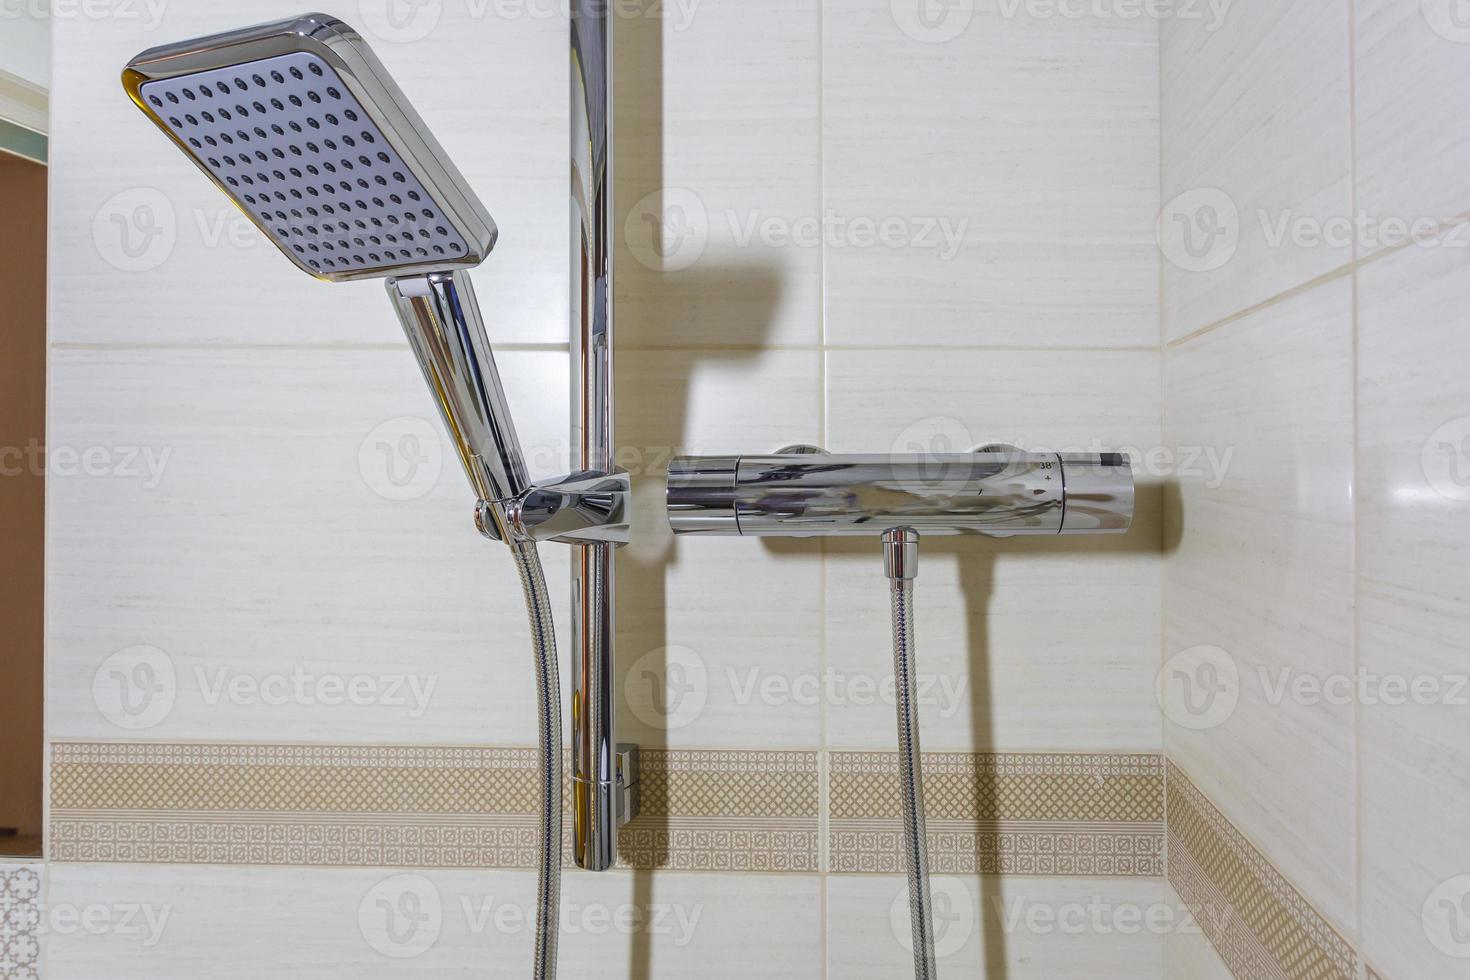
[47,341,573,353]
[1165,262,1357,350]
[1156,17,1172,977]
[1165,212,1470,355]
[816,1,829,970]
[48,342,1166,355]
[1347,0,1367,975]
[43,736,1175,755]
[808,343,1160,353]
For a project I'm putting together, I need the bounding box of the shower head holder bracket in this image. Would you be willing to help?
[476,469,631,546]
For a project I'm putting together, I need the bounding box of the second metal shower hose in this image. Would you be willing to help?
[510,540,563,980]
[884,528,940,980]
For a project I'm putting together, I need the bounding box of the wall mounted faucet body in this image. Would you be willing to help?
[668,452,1135,537]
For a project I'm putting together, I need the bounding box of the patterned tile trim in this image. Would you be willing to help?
[829,751,1164,876]
[50,743,818,872]
[51,744,1166,876]
[0,864,42,980]
[1167,760,1359,980]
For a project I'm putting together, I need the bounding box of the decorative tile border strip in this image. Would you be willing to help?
[50,744,1167,876]
[1166,760,1359,980]
[618,748,819,872]
[51,743,819,872]
[829,751,1164,876]
[0,864,42,980]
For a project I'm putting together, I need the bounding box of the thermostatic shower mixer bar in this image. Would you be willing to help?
[667,451,1135,537]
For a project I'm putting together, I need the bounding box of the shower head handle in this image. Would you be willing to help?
[388,271,530,521]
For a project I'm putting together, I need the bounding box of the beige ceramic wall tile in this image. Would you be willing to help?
[44,864,821,979]
[827,875,1169,978]
[1160,0,1352,341]
[1163,900,1234,980]
[1356,1,1470,253]
[615,0,820,349]
[823,535,1164,751]
[1358,240,1470,980]
[52,0,568,346]
[824,349,1162,751]
[1162,279,1356,931]
[617,349,823,749]
[823,0,1159,348]
[46,346,574,745]
[824,349,1162,461]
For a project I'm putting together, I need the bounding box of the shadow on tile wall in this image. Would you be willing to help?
[612,7,790,978]
[776,482,1177,979]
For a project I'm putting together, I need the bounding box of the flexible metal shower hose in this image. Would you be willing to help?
[891,573,939,979]
[510,540,562,980]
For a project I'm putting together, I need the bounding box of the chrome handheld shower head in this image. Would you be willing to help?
[123,12,496,282]
[124,26,591,974]
[123,17,635,956]
[123,13,536,535]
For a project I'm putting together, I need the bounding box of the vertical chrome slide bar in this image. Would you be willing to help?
[571,0,620,871]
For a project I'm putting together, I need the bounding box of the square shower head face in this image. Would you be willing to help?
[122,13,497,283]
